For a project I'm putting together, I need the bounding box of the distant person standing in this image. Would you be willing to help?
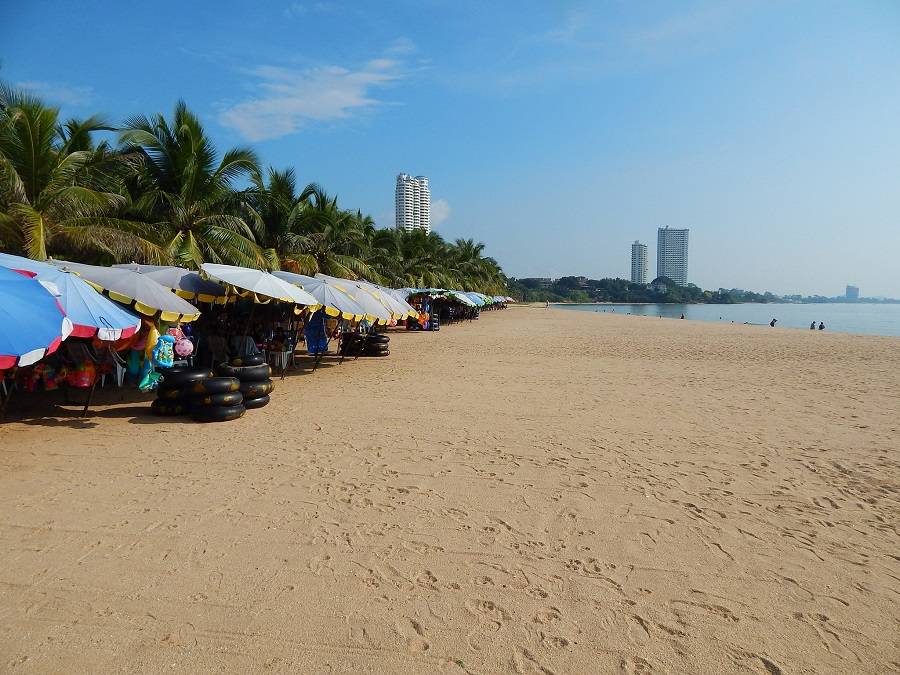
[819,322,825,330]
[770,318,777,327]
[545,301,549,309]
[810,321,816,330]
[680,313,685,319]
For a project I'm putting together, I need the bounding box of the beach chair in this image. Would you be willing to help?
[98,347,127,388]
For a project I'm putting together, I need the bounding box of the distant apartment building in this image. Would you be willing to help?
[657,226,689,286]
[846,285,859,300]
[395,174,431,234]
[631,240,648,284]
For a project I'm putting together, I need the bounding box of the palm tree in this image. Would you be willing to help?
[0,83,166,262]
[246,166,309,271]
[290,183,376,279]
[119,100,267,268]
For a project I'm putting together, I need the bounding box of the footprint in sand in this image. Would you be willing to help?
[513,646,556,674]
[466,619,502,652]
[621,655,654,674]
[396,618,430,653]
[466,599,511,623]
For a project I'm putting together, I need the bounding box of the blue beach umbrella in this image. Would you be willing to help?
[464,292,486,307]
[0,265,73,370]
[0,253,141,341]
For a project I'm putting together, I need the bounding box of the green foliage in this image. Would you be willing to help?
[0,84,506,294]
[509,276,777,304]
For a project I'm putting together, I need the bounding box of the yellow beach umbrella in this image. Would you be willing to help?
[48,260,201,323]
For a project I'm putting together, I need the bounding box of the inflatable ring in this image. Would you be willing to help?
[192,404,246,423]
[367,335,390,344]
[150,399,188,416]
[239,380,274,398]
[157,385,185,400]
[364,350,390,357]
[242,394,270,410]
[190,391,243,407]
[216,363,272,382]
[188,377,240,395]
[366,347,390,354]
[230,354,265,367]
[161,369,213,387]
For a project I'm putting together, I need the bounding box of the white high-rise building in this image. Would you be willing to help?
[395,174,431,234]
[631,240,648,285]
[657,226,689,285]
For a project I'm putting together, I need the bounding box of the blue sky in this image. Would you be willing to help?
[4,1,900,295]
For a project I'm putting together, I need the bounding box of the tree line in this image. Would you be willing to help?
[0,84,507,294]
[509,276,778,304]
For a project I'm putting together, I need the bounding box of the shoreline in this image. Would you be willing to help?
[1,309,897,673]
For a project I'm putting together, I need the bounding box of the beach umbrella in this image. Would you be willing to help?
[201,264,318,307]
[0,253,141,341]
[314,275,392,323]
[0,265,74,369]
[349,278,417,319]
[449,290,477,307]
[464,292,486,307]
[381,286,420,317]
[271,271,368,321]
[48,260,201,323]
[113,264,229,304]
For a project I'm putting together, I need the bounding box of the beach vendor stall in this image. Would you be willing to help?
[1,253,143,414]
[0,265,73,418]
[272,271,371,369]
[46,260,201,396]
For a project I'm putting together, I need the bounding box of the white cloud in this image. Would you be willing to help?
[627,4,750,49]
[431,198,451,226]
[283,1,334,18]
[218,49,409,141]
[17,81,93,107]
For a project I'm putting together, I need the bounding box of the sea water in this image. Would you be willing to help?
[555,302,900,338]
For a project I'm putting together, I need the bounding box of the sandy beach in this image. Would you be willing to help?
[1,307,898,673]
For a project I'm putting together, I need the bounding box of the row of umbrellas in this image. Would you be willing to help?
[396,288,514,307]
[0,253,439,369]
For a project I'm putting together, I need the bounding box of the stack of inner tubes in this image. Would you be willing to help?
[338,333,364,357]
[363,333,390,357]
[216,354,274,409]
[187,375,244,422]
[338,332,390,358]
[151,368,214,417]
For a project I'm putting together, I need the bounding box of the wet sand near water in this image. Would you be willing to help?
[1,307,898,673]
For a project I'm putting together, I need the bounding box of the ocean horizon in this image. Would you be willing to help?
[555,302,900,338]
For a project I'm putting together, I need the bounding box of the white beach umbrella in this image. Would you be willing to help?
[314,275,392,323]
[114,263,229,304]
[48,260,201,322]
[272,271,369,320]
[351,279,416,319]
[201,264,318,307]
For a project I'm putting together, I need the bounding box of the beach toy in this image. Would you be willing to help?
[216,363,271,382]
[174,338,193,357]
[230,354,265,367]
[190,391,243,407]
[239,380,274,398]
[189,377,240,395]
[242,394,270,409]
[192,403,245,423]
[152,334,176,368]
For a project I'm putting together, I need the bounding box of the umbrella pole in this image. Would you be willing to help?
[242,302,257,343]
[354,329,366,361]
[0,381,11,421]
[81,381,96,418]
